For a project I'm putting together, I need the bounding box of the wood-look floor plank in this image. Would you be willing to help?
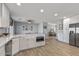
[16,37,79,56]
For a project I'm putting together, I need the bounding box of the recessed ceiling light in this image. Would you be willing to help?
[54,13,58,16]
[17,3,21,6]
[40,9,44,13]
[63,16,67,19]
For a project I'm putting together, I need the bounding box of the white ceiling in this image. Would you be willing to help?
[5,3,79,23]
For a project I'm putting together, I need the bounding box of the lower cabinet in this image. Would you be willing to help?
[19,37,36,50]
[36,41,45,47]
[12,38,19,55]
[12,37,36,55]
[19,37,29,50]
[12,36,45,55]
[0,45,5,56]
[5,40,12,56]
[0,36,45,56]
[28,38,36,49]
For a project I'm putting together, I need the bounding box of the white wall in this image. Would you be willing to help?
[70,15,79,24]
[38,22,43,34]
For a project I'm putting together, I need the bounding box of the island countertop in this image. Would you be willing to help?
[0,36,10,48]
[0,34,45,48]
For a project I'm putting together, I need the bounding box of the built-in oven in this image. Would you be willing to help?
[36,36,44,42]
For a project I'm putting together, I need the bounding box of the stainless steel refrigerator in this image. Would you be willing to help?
[69,23,79,47]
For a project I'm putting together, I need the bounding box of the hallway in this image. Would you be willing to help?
[16,37,79,56]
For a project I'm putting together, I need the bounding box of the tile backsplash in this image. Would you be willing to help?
[14,22,38,34]
[0,27,8,34]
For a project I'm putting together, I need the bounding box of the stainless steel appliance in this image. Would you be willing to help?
[69,23,79,47]
[36,36,44,42]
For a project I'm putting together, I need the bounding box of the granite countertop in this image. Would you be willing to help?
[11,34,45,38]
[0,34,45,48]
[0,36,9,47]
[0,35,15,48]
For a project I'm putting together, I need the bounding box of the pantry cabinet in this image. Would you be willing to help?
[0,4,10,27]
[0,4,2,27]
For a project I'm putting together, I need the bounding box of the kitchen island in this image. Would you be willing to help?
[0,36,12,56]
[0,34,45,56]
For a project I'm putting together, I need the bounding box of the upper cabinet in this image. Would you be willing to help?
[0,4,2,27]
[0,4,10,27]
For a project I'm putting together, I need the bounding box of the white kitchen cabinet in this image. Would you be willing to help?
[36,41,45,47]
[19,37,29,50]
[19,36,36,50]
[0,4,10,27]
[28,37,36,49]
[12,38,19,55]
[0,3,1,15]
[19,35,45,51]
[0,45,5,56]
[0,4,1,16]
